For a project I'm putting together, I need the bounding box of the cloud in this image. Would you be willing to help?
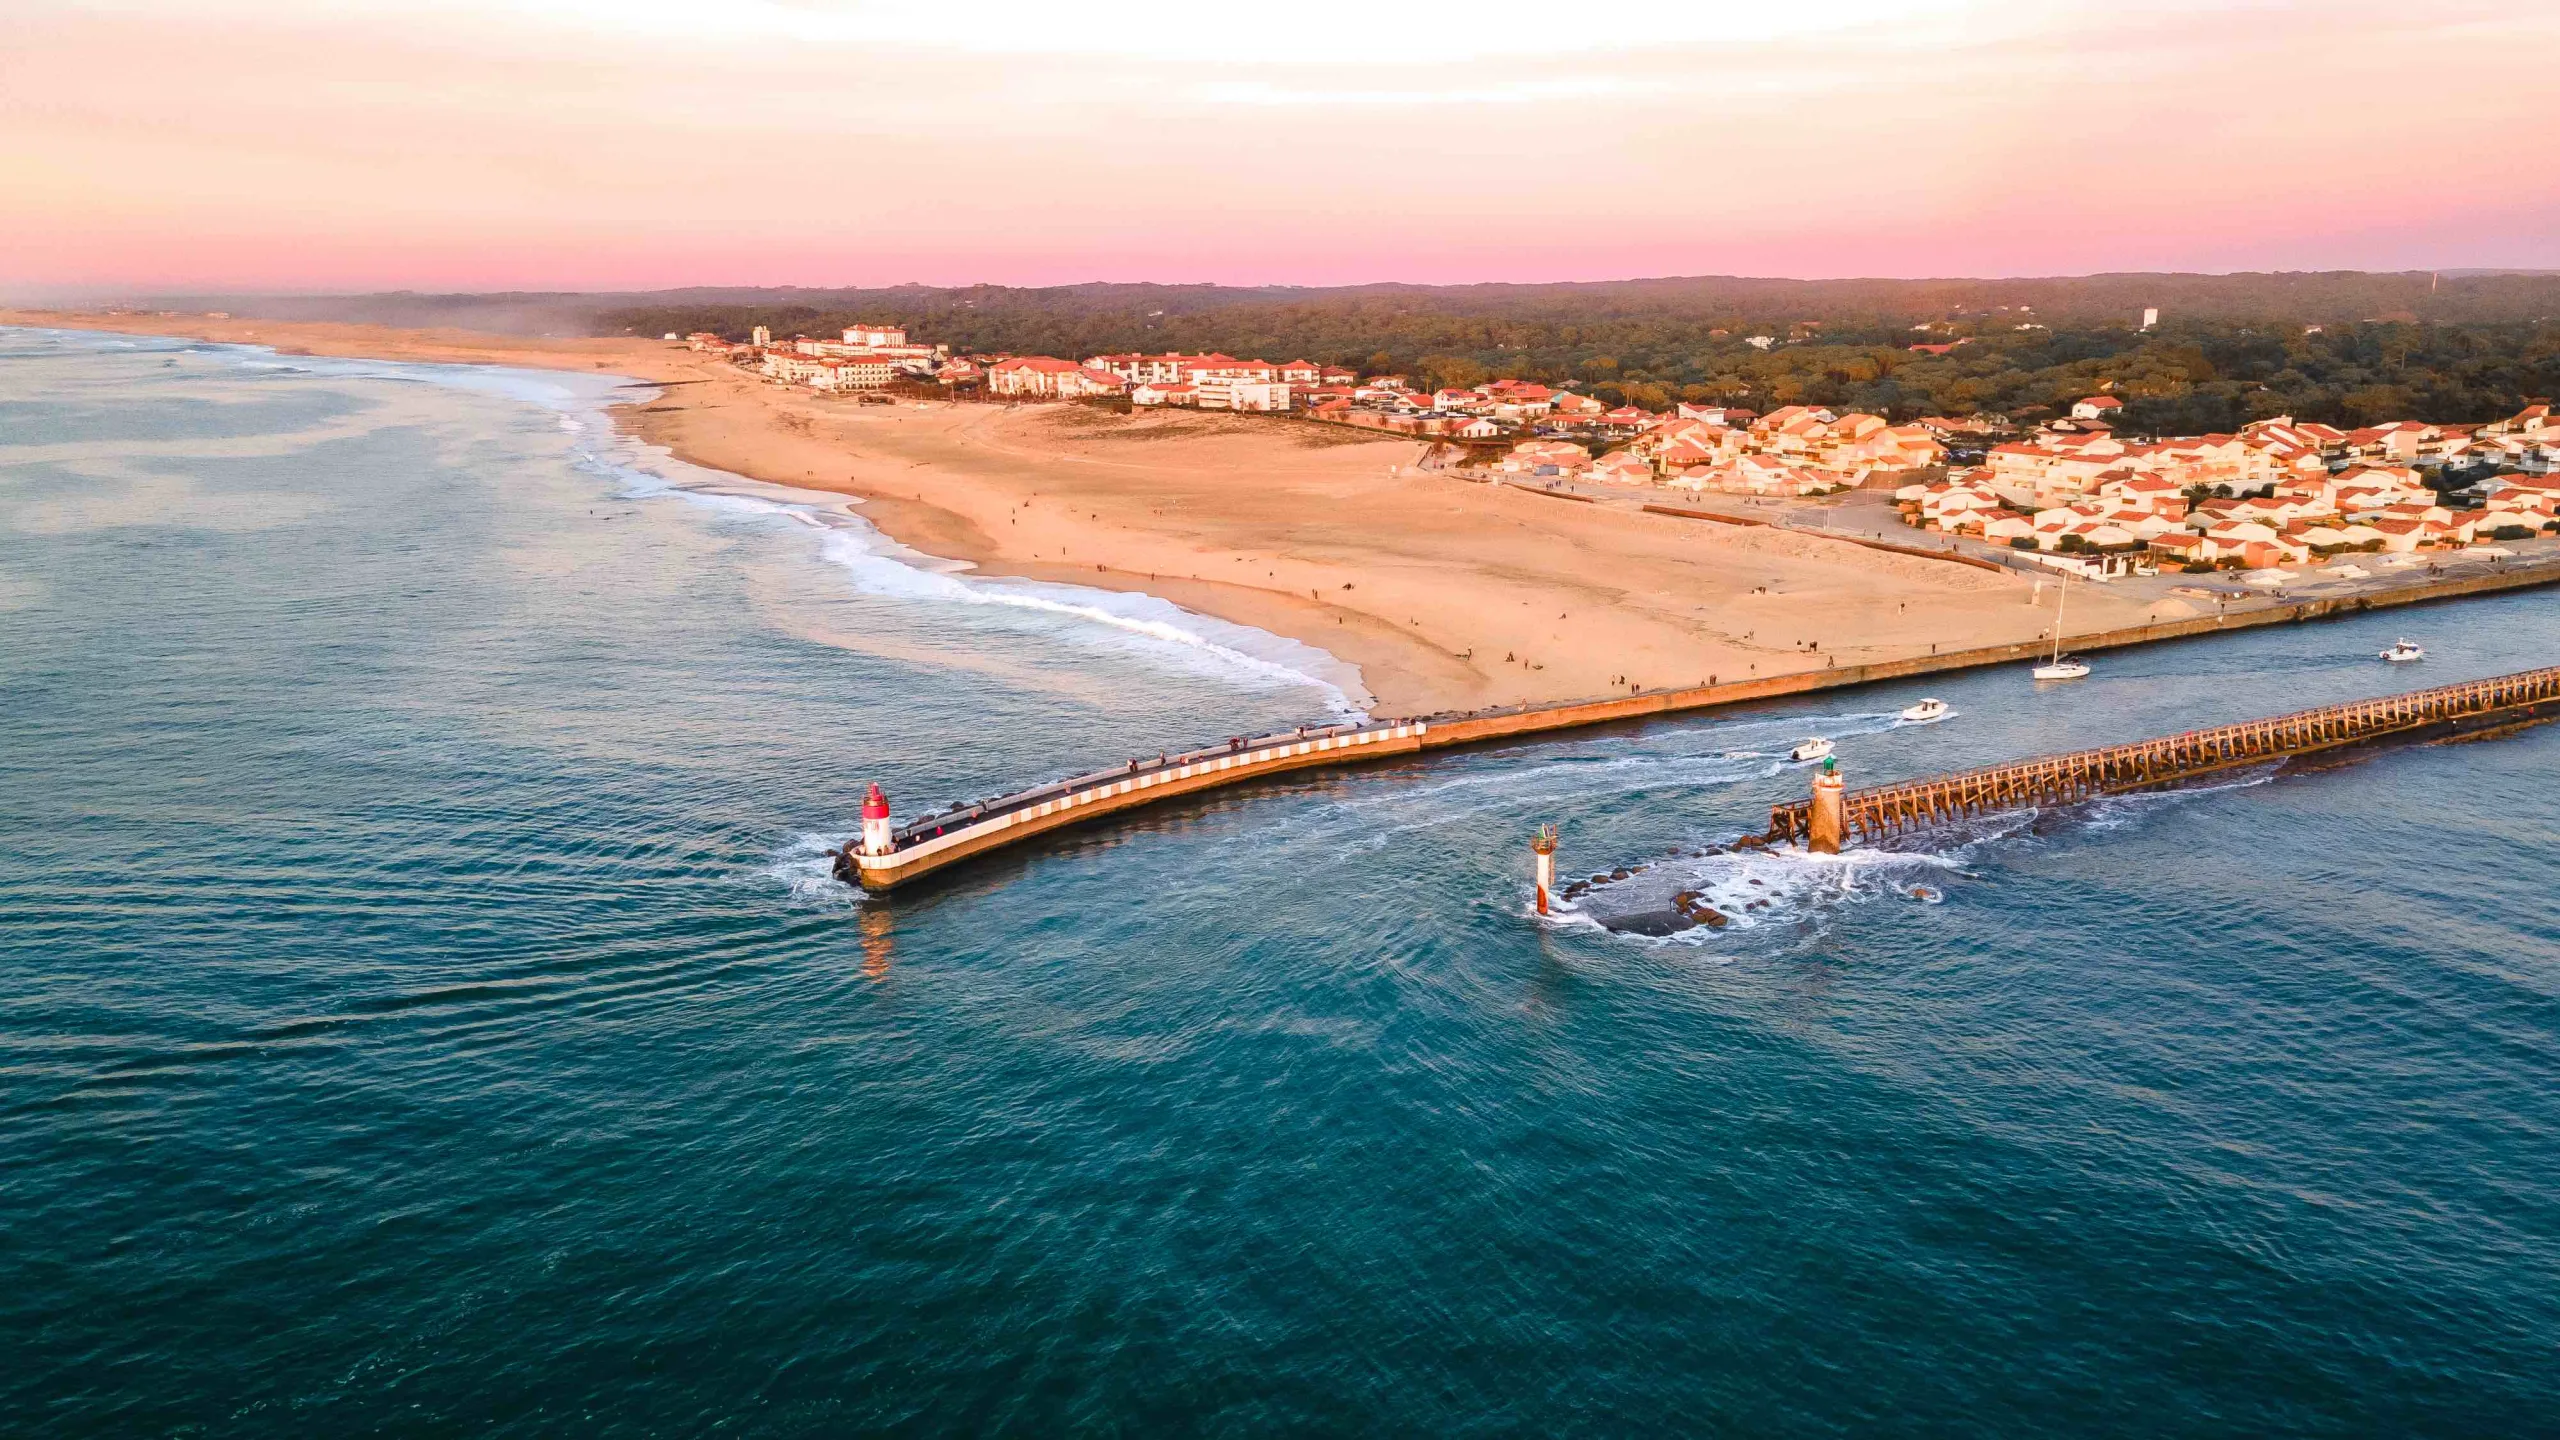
[4,0,2555,290]
[1191,77,1673,108]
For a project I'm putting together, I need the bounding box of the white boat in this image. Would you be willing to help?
[1898,698,1950,724]
[2031,572,2091,680]
[1787,737,1835,764]
[2379,638,2425,663]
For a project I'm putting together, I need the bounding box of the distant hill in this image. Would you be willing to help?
[123,272,2560,431]
[129,270,2560,339]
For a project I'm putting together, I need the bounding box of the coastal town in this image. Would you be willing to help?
[691,321,2560,582]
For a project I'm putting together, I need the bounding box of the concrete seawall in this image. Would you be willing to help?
[849,559,2560,892]
[1416,559,2560,751]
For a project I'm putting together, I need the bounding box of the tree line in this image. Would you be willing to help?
[593,272,2560,430]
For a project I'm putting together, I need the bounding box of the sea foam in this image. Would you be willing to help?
[172,337,1372,718]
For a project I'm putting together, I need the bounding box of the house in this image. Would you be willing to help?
[1131,382,1199,407]
[2369,516,2446,552]
[1501,440,1589,474]
[2102,473,2192,517]
[2477,401,2551,436]
[1450,416,1501,439]
[1085,352,1280,386]
[1088,353,1195,384]
[2071,395,2124,421]
[2148,533,2214,566]
[1653,435,1731,472]
[1182,354,1280,384]
[1914,478,2005,533]
[1475,380,1557,419]
[1671,454,1834,497]
[758,352,829,384]
[1193,378,1290,412]
[1676,403,1751,425]
[809,356,897,391]
[1587,451,1655,485]
[2343,422,2472,466]
[842,323,908,348]
[989,357,1128,399]
[1278,361,1323,385]
[2485,476,2560,522]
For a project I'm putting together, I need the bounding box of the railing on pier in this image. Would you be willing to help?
[1764,665,2560,848]
[853,720,1431,887]
[885,719,1410,848]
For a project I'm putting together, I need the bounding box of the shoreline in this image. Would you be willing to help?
[10,310,2546,727]
[1,311,2136,716]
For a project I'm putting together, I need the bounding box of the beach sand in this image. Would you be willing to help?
[4,311,2163,714]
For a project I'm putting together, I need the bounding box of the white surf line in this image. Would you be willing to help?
[135,329,1373,718]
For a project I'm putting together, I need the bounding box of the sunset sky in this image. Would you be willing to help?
[6,0,2555,294]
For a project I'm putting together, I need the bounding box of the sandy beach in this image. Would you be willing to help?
[4,310,2168,715]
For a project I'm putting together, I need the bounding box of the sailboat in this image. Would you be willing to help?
[2031,571,2092,680]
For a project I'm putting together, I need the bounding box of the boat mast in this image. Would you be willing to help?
[2051,570,2068,663]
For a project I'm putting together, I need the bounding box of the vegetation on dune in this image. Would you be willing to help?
[600,275,2560,430]
[285,272,2560,432]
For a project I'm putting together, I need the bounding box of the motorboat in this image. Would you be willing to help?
[1787,737,1835,764]
[2031,571,2092,681]
[1898,698,1950,724]
[2379,638,2425,663]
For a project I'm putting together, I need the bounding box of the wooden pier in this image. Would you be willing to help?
[1763,664,2560,849]
[843,554,2560,893]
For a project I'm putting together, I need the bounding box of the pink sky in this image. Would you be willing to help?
[5,0,2556,294]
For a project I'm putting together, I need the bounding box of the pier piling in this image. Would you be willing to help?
[1766,664,2560,849]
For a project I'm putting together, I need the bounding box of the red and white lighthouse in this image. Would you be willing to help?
[1531,823,1559,915]
[859,783,895,857]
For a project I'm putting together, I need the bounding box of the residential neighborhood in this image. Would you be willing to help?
[1897,401,2560,572]
[682,326,2558,572]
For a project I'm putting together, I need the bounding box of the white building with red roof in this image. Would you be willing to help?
[989,357,1129,399]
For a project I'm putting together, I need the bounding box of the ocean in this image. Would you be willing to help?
[4,326,2557,1436]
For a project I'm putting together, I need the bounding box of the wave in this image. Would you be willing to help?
[1563,765,2285,948]
[764,832,864,910]
[155,333,1373,717]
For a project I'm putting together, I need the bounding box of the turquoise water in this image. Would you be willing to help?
[5,327,2558,1435]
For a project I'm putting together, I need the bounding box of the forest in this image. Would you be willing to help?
[216,272,2560,433]
[593,272,2560,432]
